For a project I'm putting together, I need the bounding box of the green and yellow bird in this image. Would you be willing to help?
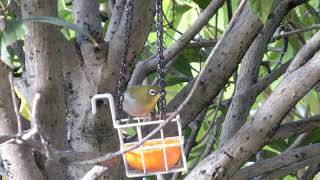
[123,85,160,117]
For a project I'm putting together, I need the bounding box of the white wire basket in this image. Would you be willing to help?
[91,93,187,178]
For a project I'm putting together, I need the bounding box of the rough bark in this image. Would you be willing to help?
[219,0,302,145]
[272,114,320,141]
[21,0,69,179]
[0,63,43,180]
[66,0,155,179]
[256,156,320,179]
[232,143,320,180]
[130,0,226,85]
[185,49,320,180]
[167,2,262,131]
[101,0,156,92]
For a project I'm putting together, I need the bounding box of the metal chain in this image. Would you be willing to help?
[116,0,134,119]
[155,0,167,119]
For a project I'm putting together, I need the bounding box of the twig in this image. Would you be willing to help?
[81,166,108,180]
[196,91,224,145]
[0,0,13,16]
[172,108,208,180]
[298,163,320,180]
[8,72,24,135]
[200,115,224,158]
[226,0,233,22]
[32,93,41,132]
[31,93,56,161]
[130,0,226,85]
[0,128,40,148]
[285,31,320,74]
[288,22,306,45]
[285,99,311,152]
[232,143,320,180]
[256,156,320,180]
[272,114,320,141]
[162,8,183,36]
[274,37,288,69]
[271,24,320,42]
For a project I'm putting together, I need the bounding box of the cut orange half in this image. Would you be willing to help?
[124,138,182,172]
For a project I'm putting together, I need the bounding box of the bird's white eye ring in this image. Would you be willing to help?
[149,89,157,96]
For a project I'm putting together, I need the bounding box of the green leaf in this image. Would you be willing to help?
[23,16,95,43]
[0,19,27,68]
[249,0,274,23]
[126,127,137,136]
[268,139,289,152]
[193,0,211,9]
[3,19,27,46]
[1,37,13,68]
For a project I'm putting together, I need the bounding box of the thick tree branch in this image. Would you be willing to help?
[0,63,43,180]
[272,114,320,141]
[73,0,107,72]
[105,0,125,42]
[286,31,320,74]
[186,47,320,179]
[68,1,155,178]
[220,0,297,144]
[101,0,155,93]
[166,58,289,138]
[21,0,69,179]
[232,143,320,180]
[73,0,102,43]
[257,156,320,179]
[167,1,262,132]
[130,0,226,85]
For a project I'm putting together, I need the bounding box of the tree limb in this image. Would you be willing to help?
[271,24,320,42]
[232,143,320,180]
[257,156,320,179]
[286,31,320,74]
[167,1,262,133]
[0,63,43,180]
[219,0,296,145]
[272,114,320,141]
[172,108,208,180]
[22,0,69,178]
[130,0,226,85]
[185,45,320,180]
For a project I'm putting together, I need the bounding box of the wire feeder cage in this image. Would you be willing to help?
[91,94,187,178]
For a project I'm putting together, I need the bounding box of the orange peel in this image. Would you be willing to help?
[124,138,181,171]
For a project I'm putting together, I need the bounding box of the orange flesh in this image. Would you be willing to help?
[124,138,182,172]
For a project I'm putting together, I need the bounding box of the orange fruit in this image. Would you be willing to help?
[124,138,182,172]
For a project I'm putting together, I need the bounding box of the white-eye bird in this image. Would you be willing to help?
[123,85,160,117]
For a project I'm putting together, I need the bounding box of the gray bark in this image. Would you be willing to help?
[167,2,262,132]
[272,114,320,141]
[130,0,226,85]
[219,0,305,145]
[21,0,69,179]
[66,0,155,179]
[0,63,43,180]
[233,143,320,180]
[185,48,320,180]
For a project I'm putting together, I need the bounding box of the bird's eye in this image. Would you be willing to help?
[149,89,157,96]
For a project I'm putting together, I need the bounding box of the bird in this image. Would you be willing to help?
[123,85,160,117]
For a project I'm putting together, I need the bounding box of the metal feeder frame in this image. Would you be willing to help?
[91,93,187,178]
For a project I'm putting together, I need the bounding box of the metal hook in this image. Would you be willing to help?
[91,93,117,127]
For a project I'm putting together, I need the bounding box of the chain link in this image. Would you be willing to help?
[116,0,134,119]
[155,0,167,119]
